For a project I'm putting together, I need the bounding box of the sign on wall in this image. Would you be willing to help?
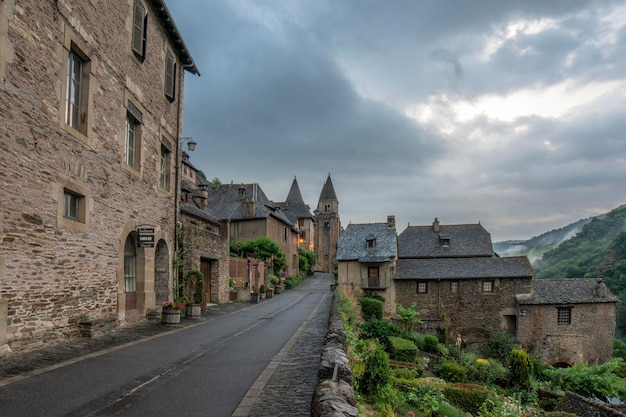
[137,226,155,248]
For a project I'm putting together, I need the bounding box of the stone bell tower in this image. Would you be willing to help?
[314,174,341,273]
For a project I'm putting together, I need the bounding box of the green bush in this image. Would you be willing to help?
[422,334,440,353]
[442,383,488,415]
[508,348,533,389]
[284,275,302,289]
[390,360,423,379]
[354,339,391,396]
[436,361,467,383]
[388,336,418,363]
[614,338,626,361]
[359,319,402,350]
[481,331,515,364]
[358,296,383,321]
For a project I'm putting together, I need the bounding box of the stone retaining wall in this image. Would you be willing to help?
[311,289,358,417]
[559,392,626,417]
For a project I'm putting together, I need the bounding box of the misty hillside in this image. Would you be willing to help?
[493,218,592,263]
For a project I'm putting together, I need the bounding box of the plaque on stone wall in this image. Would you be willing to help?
[137,227,155,248]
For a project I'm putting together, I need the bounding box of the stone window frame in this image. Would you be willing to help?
[131,0,148,62]
[164,48,176,101]
[59,28,97,144]
[450,280,459,293]
[56,177,90,232]
[122,93,146,174]
[417,281,428,294]
[158,133,173,193]
[557,306,572,325]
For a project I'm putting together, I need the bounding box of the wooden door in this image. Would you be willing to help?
[201,259,211,309]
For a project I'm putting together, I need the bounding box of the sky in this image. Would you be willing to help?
[165,0,626,242]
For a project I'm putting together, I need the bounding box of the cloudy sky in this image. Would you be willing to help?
[165,1,626,242]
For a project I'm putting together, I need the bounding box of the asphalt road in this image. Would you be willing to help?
[0,273,333,417]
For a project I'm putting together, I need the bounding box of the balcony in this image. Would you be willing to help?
[361,277,388,290]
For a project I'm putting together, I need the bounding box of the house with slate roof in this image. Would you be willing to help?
[395,218,535,347]
[516,278,617,365]
[205,182,300,277]
[178,153,230,306]
[277,177,316,254]
[393,218,617,364]
[337,216,398,314]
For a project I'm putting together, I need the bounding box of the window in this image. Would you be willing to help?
[450,281,459,293]
[482,280,494,293]
[417,282,428,294]
[366,234,376,249]
[324,203,331,212]
[368,266,379,278]
[324,221,330,228]
[124,102,142,169]
[131,0,147,61]
[159,138,172,190]
[165,50,176,100]
[66,50,83,130]
[557,307,571,325]
[63,189,82,221]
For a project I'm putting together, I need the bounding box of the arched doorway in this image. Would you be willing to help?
[155,239,170,305]
[123,234,137,312]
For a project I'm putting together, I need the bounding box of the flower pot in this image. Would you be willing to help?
[250,293,260,303]
[185,304,201,319]
[161,308,181,324]
[146,311,160,320]
[259,292,266,300]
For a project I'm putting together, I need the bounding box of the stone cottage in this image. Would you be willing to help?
[0,0,197,352]
[336,216,398,314]
[179,153,230,306]
[276,176,316,254]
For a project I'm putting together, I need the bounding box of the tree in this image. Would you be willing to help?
[237,237,286,276]
[298,247,317,276]
[211,177,222,185]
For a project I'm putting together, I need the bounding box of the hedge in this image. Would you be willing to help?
[358,296,383,321]
[388,336,418,363]
[442,383,488,415]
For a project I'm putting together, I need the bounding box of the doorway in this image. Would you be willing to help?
[201,258,212,308]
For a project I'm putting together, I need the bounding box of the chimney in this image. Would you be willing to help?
[387,215,395,229]
[597,279,607,298]
[433,217,440,233]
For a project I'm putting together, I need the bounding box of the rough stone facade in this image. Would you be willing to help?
[0,0,196,351]
[314,175,341,274]
[395,277,533,346]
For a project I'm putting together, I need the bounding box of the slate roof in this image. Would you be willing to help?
[398,223,494,258]
[206,183,296,229]
[516,278,619,305]
[318,174,338,201]
[336,223,397,262]
[395,256,533,280]
[180,201,221,226]
[277,177,314,222]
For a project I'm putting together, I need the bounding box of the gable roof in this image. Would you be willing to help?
[180,200,221,226]
[395,256,533,280]
[398,223,494,258]
[516,278,619,305]
[206,183,296,228]
[337,222,397,262]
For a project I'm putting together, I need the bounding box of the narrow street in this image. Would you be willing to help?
[0,273,333,417]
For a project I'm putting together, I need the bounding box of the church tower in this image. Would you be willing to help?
[314,174,341,274]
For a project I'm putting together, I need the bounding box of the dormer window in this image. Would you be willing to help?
[366,233,376,249]
[439,233,450,247]
[239,185,246,199]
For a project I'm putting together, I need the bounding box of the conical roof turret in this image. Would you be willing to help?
[318,173,338,202]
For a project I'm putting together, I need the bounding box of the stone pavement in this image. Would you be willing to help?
[0,291,333,416]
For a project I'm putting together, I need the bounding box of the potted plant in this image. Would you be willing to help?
[146,307,160,320]
[250,285,260,303]
[183,269,205,319]
[161,301,184,324]
[259,284,267,300]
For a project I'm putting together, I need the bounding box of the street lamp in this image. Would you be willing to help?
[181,137,197,152]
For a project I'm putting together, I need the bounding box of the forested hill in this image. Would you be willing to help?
[493,218,592,263]
[533,204,626,334]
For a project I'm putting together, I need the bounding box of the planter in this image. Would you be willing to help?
[185,304,202,319]
[250,293,260,303]
[266,288,274,299]
[146,311,160,321]
[259,292,266,300]
[161,308,181,324]
[275,285,285,294]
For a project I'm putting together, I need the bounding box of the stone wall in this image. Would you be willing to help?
[395,277,531,345]
[311,289,357,417]
[558,392,626,417]
[0,0,188,351]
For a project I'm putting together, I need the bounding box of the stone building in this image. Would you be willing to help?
[516,278,617,365]
[0,0,197,352]
[314,174,341,273]
[205,183,300,277]
[277,176,316,254]
[336,216,398,314]
[179,153,230,306]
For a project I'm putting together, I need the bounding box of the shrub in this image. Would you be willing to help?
[422,334,440,353]
[614,338,626,361]
[390,360,423,379]
[436,361,468,383]
[284,275,302,289]
[476,389,522,417]
[466,357,508,385]
[481,331,515,364]
[359,319,402,350]
[359,296,383,321]
[354,339,391,396]
[508,348,533,390]
[442,383,488,415]
[388,336,418,363]
[395,302,421,332]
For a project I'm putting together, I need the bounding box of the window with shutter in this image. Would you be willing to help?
[165,50,176,100]
[132,0,147,61]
